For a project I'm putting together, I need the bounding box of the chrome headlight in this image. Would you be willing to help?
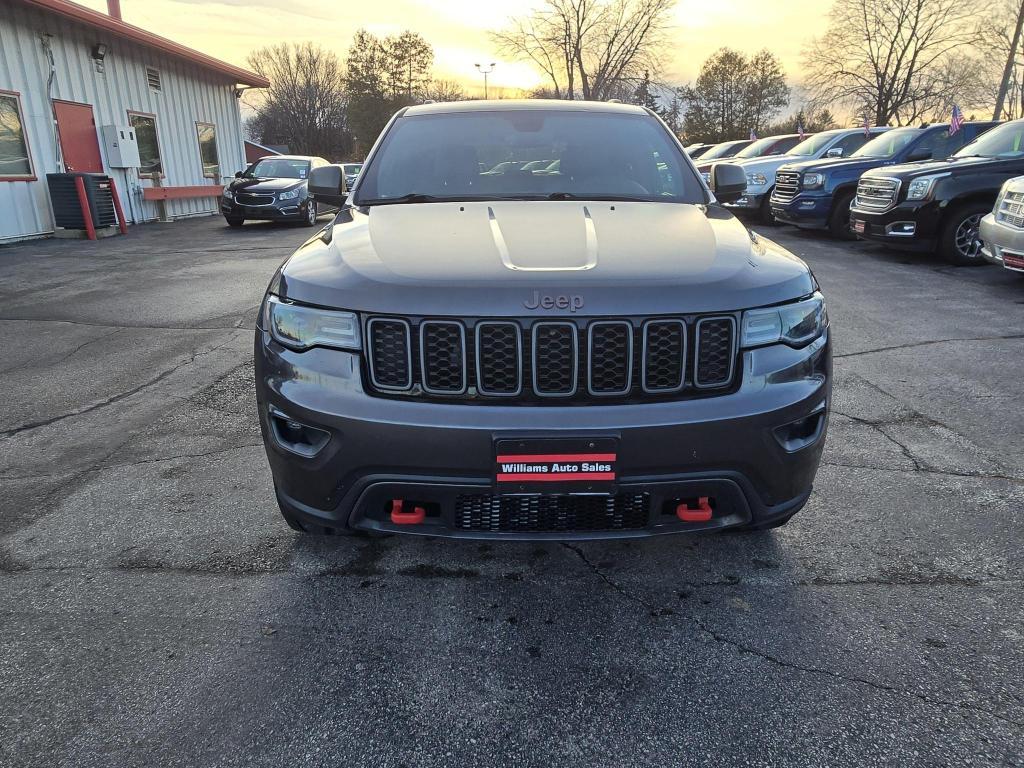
[802,173,825,190]
[278,188,302,201]
[994,179,1011,209]
[741,293,827,349]
[263,295,361,351]
[905,175,943,201]
[222,188,233,199]
[746,173,768,186]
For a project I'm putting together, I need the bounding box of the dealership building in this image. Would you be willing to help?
[0,0,269,243]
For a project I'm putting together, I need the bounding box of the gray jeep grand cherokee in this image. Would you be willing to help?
[254,100,831,539]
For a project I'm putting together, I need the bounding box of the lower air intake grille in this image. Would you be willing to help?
[695,317,736,388]
[455,493,650,532]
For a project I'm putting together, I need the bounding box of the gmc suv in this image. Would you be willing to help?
[851,120,1022,265]
[771,122,998,239]
[254,101,831,539]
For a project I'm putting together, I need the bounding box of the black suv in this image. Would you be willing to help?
[254,101,831,539]
[221,155,339,228]
[849,120,1024,264]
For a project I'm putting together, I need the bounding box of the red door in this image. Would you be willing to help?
[54,100,103,173]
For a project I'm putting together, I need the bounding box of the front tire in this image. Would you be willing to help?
[225,216,244,228]
[828,191,856,240]
[760,189,777,225]
[939,202,990,266]
[301,201,318,227]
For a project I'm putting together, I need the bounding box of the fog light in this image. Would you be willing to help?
[885,221,916,236]
[773,406,827,451]
[268,406,330,457]
[799,200,816,209]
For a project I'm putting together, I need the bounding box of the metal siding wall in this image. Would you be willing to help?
[0,3,248,242]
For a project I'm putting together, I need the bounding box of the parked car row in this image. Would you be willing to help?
[697,119,1024,272]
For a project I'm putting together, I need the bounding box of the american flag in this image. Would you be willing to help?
[949,104,964,136]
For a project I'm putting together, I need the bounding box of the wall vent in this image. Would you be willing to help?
[146,67,162,91]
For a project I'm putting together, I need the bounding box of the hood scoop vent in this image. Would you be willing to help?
[488,205,598,272]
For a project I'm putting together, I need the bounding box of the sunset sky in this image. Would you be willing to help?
[78,0,831,96]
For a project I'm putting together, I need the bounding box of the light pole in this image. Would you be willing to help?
[475,62,496,100]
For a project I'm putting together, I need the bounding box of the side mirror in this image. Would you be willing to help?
[905,148,933,162]
[709,163,747,204]
[308,164,348,207]
[234,171,243,178]
[826,147,844,158]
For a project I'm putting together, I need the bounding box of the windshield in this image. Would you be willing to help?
[789,130,843,157]
[735,137,782,159]
[355,110,704,205]
[244,158,310,179]
[954,120,1024,159]
[699,140,749,161]
[343,163,363,174]
[852,128,922,158]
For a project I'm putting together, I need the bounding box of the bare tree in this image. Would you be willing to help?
[803,0,983,126]
[423,79,467,102]
[246,42,351,159]
[492,0,676,101]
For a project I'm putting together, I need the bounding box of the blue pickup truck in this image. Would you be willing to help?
[770,122,999,238]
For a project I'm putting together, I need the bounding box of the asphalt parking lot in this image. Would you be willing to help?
[1,214,1022,767]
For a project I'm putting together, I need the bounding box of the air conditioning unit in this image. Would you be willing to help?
[46,172,118,230]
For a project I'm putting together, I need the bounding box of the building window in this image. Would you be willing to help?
[195,122,219,178]
[146,67,162,92]
[0,91,34,180]
[127,111,162,177]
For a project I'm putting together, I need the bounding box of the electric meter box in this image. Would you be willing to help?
[100,125,141,168]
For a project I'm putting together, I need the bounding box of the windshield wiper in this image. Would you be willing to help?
[357,193,448,206]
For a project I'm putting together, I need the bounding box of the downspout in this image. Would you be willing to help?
[39,34,63,171]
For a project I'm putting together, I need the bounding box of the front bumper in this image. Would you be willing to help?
[849,200,942,252]
[220,198,306,221]
[980,213,1024,272]
[770,193,831,229]
[254,327,832,539]
[723,191,767,211]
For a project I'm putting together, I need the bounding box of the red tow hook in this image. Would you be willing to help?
[390,499,426,525]
[676,497,713,522]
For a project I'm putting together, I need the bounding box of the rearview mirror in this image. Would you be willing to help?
[308,165,348,207]
[709,163,747,204]
[826,148,844,158]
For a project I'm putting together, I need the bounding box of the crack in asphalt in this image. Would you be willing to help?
[0,316,249,332]
[0,332,245,439]
[562,543,1024,729]
[821,460,1024,485]
[834,333,1024,360]
[0,442,263,481]
[0,327,124,375]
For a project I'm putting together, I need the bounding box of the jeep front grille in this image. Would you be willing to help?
[855,177,899,211]
[773,171,800,203]
[997,190,1024,228]
[363,314,739,404]
[455,493,650,532]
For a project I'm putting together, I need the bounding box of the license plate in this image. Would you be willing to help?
[494,438,618,493]
[852,219,866,233]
